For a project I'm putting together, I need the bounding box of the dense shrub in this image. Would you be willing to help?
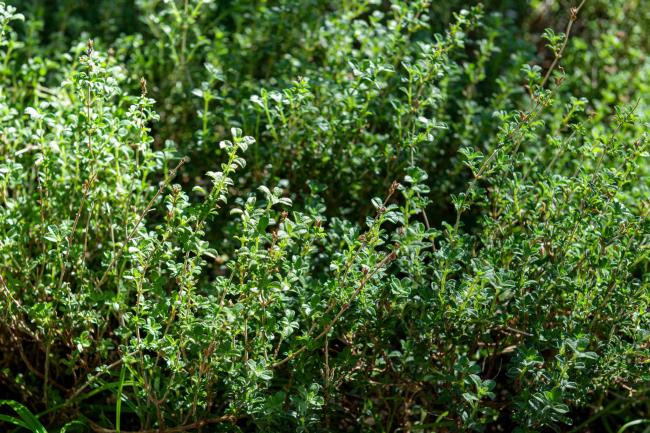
[0,1,648,432]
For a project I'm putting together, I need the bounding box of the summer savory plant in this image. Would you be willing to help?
[0,1,648,432]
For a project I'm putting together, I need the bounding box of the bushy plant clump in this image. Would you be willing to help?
[0,1,648,432]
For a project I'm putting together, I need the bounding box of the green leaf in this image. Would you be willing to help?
[0,400,48,433]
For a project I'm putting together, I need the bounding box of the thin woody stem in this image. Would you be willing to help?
[540,0,587,87]
[97,158,186,288]
[273,248,398,368]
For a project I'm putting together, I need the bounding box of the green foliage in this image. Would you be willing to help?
[0,400,47,433]
[0,1,648,432]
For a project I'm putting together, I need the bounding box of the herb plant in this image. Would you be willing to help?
[0,1,648,432]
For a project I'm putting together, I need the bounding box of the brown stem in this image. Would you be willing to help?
[88,415,238,433]
[273,249,398,368]
[97,158,186,288]
[540,0,587,88]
